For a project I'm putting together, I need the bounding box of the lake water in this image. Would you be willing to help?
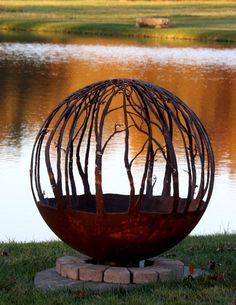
[0,33,236,242]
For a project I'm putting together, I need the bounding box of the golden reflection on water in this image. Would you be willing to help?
[0,48,236,177]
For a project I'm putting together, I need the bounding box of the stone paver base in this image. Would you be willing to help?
[34,268,134,290]
[34,255,206,290]
[55,255,185,284]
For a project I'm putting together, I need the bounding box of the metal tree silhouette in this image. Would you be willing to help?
[30,79,215,263]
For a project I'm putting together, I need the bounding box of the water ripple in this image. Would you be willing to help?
[0,42,236,68]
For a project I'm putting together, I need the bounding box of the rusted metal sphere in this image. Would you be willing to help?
[30,79,215,263]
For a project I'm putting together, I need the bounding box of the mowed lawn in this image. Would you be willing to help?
[0,1,236,42]
[0,234,236,305]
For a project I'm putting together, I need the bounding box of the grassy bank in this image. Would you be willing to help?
[0,234,236,305]
[0,1,236,43]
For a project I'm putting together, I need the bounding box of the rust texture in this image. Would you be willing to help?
[30,79,215,263]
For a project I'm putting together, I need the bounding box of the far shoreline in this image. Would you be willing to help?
[0,26,236,45]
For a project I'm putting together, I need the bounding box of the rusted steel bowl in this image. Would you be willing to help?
[30,79,214,264]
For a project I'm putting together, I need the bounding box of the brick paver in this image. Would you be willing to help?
[104,267,130,284]
[79,264,108,282]
[129,267,158,284]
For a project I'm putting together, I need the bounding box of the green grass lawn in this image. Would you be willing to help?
[0,234,236,305]
[0,1,236,42]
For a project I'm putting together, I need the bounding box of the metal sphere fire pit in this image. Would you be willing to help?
[30,79,214,264]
